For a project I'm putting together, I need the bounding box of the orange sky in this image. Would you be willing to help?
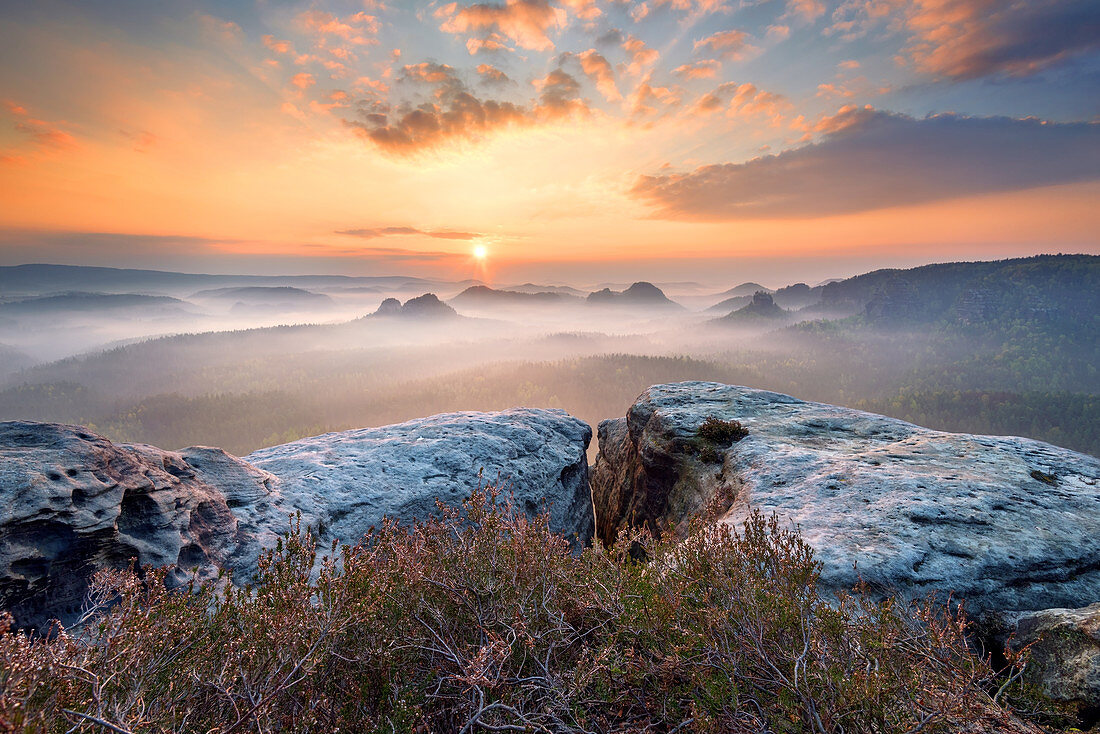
[1,0,1097,284]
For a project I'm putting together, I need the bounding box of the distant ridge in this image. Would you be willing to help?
[0,263,439,296]
[505,283,586,297]
[0,292,195,315]
[450,285,577,306]
[191,286,331,304]
[711,282,771,299]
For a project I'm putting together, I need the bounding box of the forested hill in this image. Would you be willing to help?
[818,254,1099,326]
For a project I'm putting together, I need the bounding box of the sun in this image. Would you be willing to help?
[473,244,488,261]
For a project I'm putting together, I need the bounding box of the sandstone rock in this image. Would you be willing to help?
[593,382,1100,613]
[982,603,1100,713]
[245,408,594,553]
[1,409,593,629]
[0,422,272,630]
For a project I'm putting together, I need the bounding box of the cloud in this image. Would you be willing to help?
[262,35,294,55]
[437,0,566,52]
[560,0,602,21]
[322,245,467,263]
[297,10,380,46]
[1,101,77,164]
[576,49,621,101]
[672,59,721,80]
[687,81,788,122]
[476,63,511,84]
[631,108,1100,219]
[290,72,316,90]
[622,34,659,75]
[401,62,458,84]
[782,0,826,23]
[348,93,530,154]
[347,61,588,154]
[650,0,731,14]
[466,32,513,53]
[692,29,756,61]
[534,69,588,116]
[830,0,1100,80]
[765,24,790,41]
[336,226,483,240]
[629,76,681,117]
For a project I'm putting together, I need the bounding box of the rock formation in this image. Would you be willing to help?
[592,382,1100,614]
[0,422,270,630]
[586,282,682,308]
[368,293,457,318]
[982,603,1100,716]
[715,291,790,323]
[0,409,592,630]
[244,408,594,559]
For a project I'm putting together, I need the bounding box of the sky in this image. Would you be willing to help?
[0,0,1098,286]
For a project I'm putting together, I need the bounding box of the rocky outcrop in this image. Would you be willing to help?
[0,409,592,629]
[244,408,594,557]
[0,422,272,630]
[586,282,682,308]
[592,382,1100,614]
[368,293,457,318]
[715,291,790,323]
[982,603,1100,716]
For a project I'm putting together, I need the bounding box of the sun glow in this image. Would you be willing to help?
[473,245,488,261]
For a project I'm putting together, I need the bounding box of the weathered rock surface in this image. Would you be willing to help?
[982,603,1100,714]
[0,422,273,630]
[593,382,1100,614]
[244,408,594,554]
[0,409,592,629]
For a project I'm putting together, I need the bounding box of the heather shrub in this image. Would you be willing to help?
[696,416,749,445]
[0,486,1042,732]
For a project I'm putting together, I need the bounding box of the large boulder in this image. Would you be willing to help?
[592,382,1100,614]
[0,422,272,630]
[245,408,594,554]
[981,603,1100,716]
[0,409,593,629]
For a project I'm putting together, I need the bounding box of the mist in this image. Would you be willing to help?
[1,257,1097,461]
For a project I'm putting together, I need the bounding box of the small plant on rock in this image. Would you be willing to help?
[697,416,749,444]
[695,416,748,462]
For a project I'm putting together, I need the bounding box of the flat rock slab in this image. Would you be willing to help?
[592,381,1100,613]
[245,408,593,554]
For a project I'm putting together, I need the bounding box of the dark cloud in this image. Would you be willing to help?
[595,27,624,46]
[908,0,1100,79]
[830,0,1100,80]
[346,60,590,154]
[335,227,482,240]
[346,91,529,154]
[536,68,584,112]
[631,107,1100,220]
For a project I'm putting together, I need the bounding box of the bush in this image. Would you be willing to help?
[0,487,1041,733]
[697,416,748,445]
